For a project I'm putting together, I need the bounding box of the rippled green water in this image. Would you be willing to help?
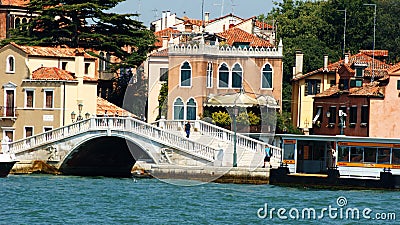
[0,175,398,224]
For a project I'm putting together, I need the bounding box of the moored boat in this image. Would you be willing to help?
[0,153,17,177]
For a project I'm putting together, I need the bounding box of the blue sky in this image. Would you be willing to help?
[111,0,279,27]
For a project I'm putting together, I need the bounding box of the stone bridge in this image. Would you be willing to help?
[3,117,282,177]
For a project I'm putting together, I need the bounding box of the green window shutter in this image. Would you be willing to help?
[397,80,400,90]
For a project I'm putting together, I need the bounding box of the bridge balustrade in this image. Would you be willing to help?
[8,117,217,162]
[154,119,282,162]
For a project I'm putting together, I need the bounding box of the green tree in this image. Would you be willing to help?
[4,0,156,107]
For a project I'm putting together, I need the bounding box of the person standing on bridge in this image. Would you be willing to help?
[184,121,191,138]
[262,146,272,168]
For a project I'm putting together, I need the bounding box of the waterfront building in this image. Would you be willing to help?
[166,36,283,121]
[0,42,98,142]
[147,12,281,123]
[291,50,390,135]
[311,51,395,137]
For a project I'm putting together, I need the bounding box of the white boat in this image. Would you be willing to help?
[0,153,17,177]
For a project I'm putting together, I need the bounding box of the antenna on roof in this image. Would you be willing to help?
[134,0,142,21]
[213,0,225,17]
[230,0,236,15]
[337,9,347,58]
[152,9,158,20]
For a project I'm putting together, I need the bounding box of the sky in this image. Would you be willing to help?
[111,0,280,27]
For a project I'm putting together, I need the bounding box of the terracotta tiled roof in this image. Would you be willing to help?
[83,76,98,82]
[315,82,385,98]
[150,48,168,57]
[10,42,95,59]
[154,28,180,48]
[96,97,134,117]
[359,50,388,57]
[216,27,273,48]
[32,67,76,81]
[388,62,400,74]
[254,20,273,29]
[182,18,203,27]
[349,82,385,97]
[293,51,390,81]
[0,0,29,6]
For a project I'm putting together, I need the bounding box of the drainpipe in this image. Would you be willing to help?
[63,81,66,126]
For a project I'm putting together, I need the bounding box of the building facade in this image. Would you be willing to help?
[0,43,98,142]
[312,51,391,137]
[166,40,283,121]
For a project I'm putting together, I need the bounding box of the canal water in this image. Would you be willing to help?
[0,175,398,224]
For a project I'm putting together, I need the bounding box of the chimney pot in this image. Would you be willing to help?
[324,55,328,71]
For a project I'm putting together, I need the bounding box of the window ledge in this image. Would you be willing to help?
[349,123,356,128]
[360,123,368,127]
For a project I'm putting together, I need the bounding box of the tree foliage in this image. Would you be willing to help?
[3,0,156,70]
[266,0,400,112]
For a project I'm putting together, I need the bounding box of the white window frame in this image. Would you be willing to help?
[43,126,53,133]
[217,62,230,89]
[261,63,274,90]
[24,126,34,138]
[84,62,90,75]
[2,128,15,142]
[43,89,54,109]
[186,97,198,120]
[24,89,35,108]
[3,86,16,117]
[231,63,243,89]
[179,61,192,88]
[173,97,185,120]
[61,61,68,70]
[6,55,15,73]
[206,62,213,88]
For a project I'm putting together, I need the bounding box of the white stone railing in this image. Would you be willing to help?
[8,117,217,161]
[153,119,282,163]
[168,42,283,58]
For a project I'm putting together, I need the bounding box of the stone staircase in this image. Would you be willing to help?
[153,120,282,169]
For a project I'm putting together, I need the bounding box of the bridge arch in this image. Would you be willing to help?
[59,134,156,177]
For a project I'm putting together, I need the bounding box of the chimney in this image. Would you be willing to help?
[165,11,170,29]
[344,53,349,64]
[162,36,169,49]
[323,55,328,71]
[204,12,209,26]
[294,50,303,77]
[161,11,166,30]
[251,17,256,34]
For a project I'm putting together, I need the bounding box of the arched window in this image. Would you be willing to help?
[173,98,184,120]
[21,18,27,31]
[99,52,104,72]
[15,18,21,29]
[6,55,15,73]
[180,61,191,87]
[261,64,273,89]
[206,62,213,88]
[218,63,229,88]
[186,98,197,120]
[105,53,111,70]
[231,63,242,88]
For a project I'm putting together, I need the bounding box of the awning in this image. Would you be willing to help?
[204,92,279,109]
[312,107,322,124]
[256,95,280,109]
